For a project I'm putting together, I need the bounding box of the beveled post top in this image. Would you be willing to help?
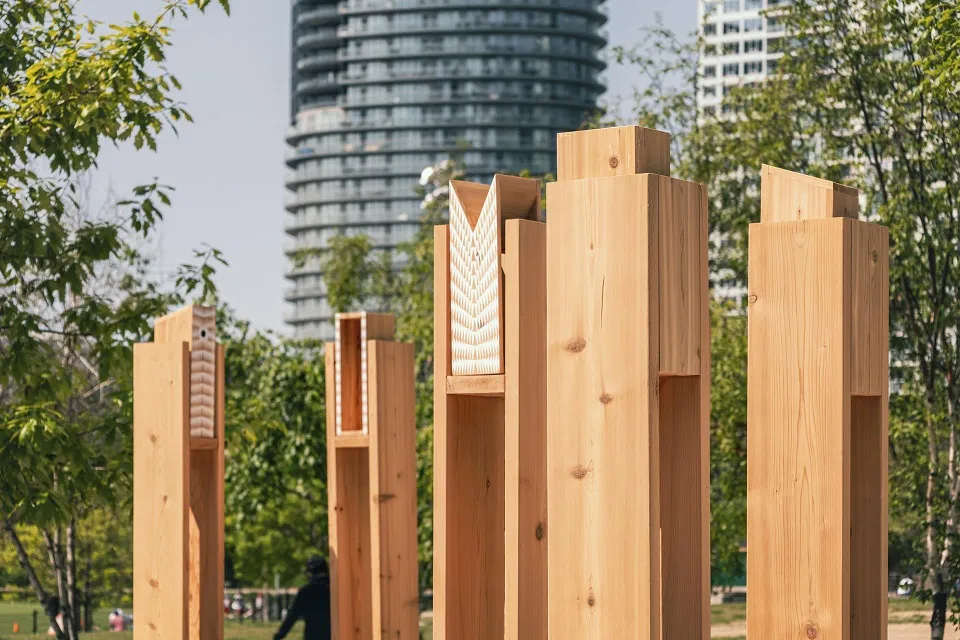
[760,164,860,223]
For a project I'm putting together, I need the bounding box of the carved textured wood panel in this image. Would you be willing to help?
[450,179,501,375]
[190,306,216,438]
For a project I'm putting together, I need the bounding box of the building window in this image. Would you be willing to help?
[744,17,763,32]
[703,22,717,35]
[744,39,763,52]
[702,85,717,97]
[767,16,784,32]
[703,1,719,14]
[723,21,740,34]
[767,58,779,73]
[704,44,718,56]
[745,0,763,7]
[723,42,739,55]
[724,0,740,11]
[768,37,784,52]
[703,65,717,78]
[723,84,734,96]
[723,62,739,76]
[744,60,763,74]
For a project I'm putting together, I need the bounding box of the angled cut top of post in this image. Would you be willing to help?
[153,305,217,439]
[448,174,540,376]
[760,164,860,223]
[334,312,395,436]
[556,125,671,181]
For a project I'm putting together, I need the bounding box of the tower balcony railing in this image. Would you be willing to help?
[336,42,603,63]
[297,30,341,49]
[336,68,602,85]
[297,5,341,25]
[296,75,339,94]
[297,52,339,72]
[337,0,606,16]
[336,22,605,41]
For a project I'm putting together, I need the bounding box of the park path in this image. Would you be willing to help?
[711,623,959,639]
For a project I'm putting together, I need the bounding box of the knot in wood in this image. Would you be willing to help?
[804,624,818,639]
[599,392,613,405]
[587,591,596,607]
[571,463,591,479]
[748,294,758,304]
[608,156,619,169]
[872,250,879,263]
[536,523,544,540]
[566,338,587,353]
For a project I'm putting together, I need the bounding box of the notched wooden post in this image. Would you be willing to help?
[748,165,889,640]
[434,174,547,640]
[325,312,418,640]
[546,125,710,640]
[134,305,225,640]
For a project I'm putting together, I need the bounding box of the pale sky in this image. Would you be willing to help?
[87,0,694,332]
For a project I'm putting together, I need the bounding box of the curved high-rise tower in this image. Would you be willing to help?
[285,0,607,339]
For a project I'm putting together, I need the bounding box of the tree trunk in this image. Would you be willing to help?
[66,519,78,636]
[926,398,940,583]
[83,543,93,632]
[0,514,66,639]
[932,571,947,640]
[44,528,77,640]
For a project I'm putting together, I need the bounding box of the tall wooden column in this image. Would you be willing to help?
[545,126,710,639]
[433,174,547,640]
[133,305,225,640]
[324,312,418,640]
[747,165,889,640]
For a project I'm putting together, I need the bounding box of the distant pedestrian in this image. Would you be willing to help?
[274,555,331,640]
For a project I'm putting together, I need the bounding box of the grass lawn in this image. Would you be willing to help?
[0,602,433,639]
[0,600,929,639]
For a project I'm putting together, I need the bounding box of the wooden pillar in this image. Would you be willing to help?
[134,305,225,640]
[433,174,547,640]
[747,165,889,640]
[325,312,418,640]
[545,126,710,639]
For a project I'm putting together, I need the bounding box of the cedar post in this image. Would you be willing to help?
[545,126,711,639]
[133,305,225,640]
[433,174,547,640]
[747,165,889,640]
[324,312,418,640]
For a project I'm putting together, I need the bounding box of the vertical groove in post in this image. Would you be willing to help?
[504,219,547,640]
[432,225,450,639]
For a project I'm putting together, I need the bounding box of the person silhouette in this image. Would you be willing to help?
[274,555,332,640]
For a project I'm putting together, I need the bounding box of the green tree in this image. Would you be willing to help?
[709,300,747,586]
[0,1,228,636]
[220,309,327,586]
[309,233,392,314]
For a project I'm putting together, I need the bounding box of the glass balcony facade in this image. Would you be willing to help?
[286,0,607,339]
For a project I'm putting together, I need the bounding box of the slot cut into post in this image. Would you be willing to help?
[325,313,417,640]
[434,175,547,640]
